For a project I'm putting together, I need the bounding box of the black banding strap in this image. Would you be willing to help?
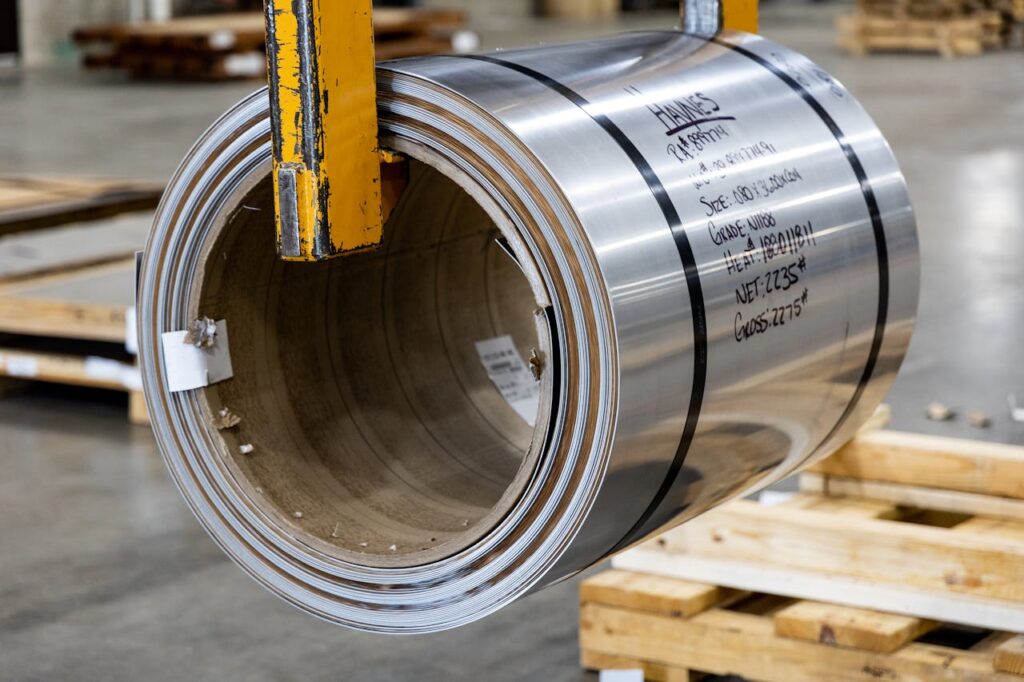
[710,37,891,457]
[452,54,708,555]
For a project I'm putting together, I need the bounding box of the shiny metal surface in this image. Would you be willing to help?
[138,30,918,633]
[681,0,723,36]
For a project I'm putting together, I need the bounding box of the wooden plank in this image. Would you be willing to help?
[581,603,1022,682]
[0,212,150,283]
[129,390,149,426]
[0,176,162,236]
[836,13,990,57]
[581,650,700,682]
[613,491,1024,632]
[809,430,1024,500]
[800,472,1024,522]
[581,570,733,619]
[773,601,937,653]
[613,548,1024,632]
[775,491,901,519]
[971,631,1016,654]
[650,500,1024,601]
[954,516,1024,540]
[0,259,133,342]
[0,347,139,392]
[994,635,1024,675]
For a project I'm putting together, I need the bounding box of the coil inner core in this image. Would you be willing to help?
[196,159,547,568]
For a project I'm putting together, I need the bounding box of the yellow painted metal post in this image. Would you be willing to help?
[265,0,385,261]
[723,0,758,33]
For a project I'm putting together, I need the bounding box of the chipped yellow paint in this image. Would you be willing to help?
[266,0,384,261]
[723,0,759,34]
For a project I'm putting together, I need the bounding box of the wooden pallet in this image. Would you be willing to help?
[73,8,469,81]
[837,12,998,56]
[581,570,1024,681]
[0,176,162,237]
[0,188,148,424]
[0,259,145,424]
[588,428,1024,679]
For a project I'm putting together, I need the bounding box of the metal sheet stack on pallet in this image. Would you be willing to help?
[0,177,161,424]
[72,9,470,81]
[581,422,1024,681]
[837,0,1023,56]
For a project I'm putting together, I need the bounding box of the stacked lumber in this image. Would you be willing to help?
[582,427,1024,680]
[0,178,153,424]
[72,9,470,81]
[837,0,1022,57]
[0,176,162,237]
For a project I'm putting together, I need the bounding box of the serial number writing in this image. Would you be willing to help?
[691,141,779,190]
[668,124,732,164]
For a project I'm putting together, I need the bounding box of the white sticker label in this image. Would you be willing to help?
[84,356,125,382]
[600,671,644,682]
[125,306,138,355]
[5,352,38,378]
[121,366,143,391]
[223,52,266,77]
[759,490,798,507]
[208,29,237,50]
[160,320,234,393]
[83,356,143,391]
[475,335,539,426]
[6,355,38,378]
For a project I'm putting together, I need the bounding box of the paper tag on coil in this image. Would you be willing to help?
[161,320,234,393]
[475,335,539,426]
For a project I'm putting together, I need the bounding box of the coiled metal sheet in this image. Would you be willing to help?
[138,31,918,633]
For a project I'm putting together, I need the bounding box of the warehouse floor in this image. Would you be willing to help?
[2,4,1023,681]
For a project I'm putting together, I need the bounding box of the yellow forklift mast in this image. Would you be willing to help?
[263,0,758,263]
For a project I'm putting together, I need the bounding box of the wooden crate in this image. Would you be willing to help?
[586,428,1024,679]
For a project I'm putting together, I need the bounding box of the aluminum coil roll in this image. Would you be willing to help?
[138,31,918,633]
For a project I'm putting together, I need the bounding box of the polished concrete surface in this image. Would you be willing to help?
[1,4,1023,681]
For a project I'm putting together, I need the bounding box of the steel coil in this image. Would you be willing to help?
[138,31,919,633]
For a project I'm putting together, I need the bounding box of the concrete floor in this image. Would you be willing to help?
[1,4,1023,681]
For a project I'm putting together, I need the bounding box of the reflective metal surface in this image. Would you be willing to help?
[138,30,918,633]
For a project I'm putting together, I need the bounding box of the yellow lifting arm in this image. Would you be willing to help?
[265,0,402,262]
[264,0,758,263]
